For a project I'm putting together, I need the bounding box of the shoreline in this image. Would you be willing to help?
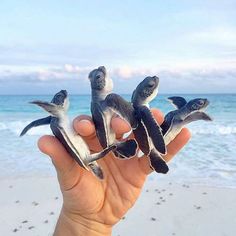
[1,176,236,236]
[1,173,235,189]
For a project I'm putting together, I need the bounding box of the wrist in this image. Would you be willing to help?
[54,207,112,236]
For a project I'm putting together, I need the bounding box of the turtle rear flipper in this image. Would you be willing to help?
[20,116,52,136]
[88,162,104,180]
[114,139,137,159]
[137,106,166,155]
[149,149,169,174]
[88,144,117,163]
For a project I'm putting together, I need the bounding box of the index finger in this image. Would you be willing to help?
[73,115,96,138]
[73,115,132,139]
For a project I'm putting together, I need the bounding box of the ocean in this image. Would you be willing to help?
[0,94,236,188]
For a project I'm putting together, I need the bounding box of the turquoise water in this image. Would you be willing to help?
[0,94,236,187]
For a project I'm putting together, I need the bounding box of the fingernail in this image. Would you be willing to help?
[78,119,91,125]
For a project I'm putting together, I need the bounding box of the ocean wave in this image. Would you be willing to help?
[1,120,236,136]
[190,125,236,135]
[0,121,51,136]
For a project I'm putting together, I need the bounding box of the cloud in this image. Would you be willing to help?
[0,60,236,94]
[113,66,134,78]
[0,64,92,82]
[112,59,236,81]
[64,64,91,75]
[111,60,236,93]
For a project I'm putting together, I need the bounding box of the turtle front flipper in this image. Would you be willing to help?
[30,101,62,116]
[137,106,166,155]
[167,96,187,109]
[105,93,137,128]
[91,102,109,148]
[114,139,137,159]
[183,111,213,125]
[20,116,52,136]
[88,162,104,180]
[133,120,151,155]
[149,149,169,174]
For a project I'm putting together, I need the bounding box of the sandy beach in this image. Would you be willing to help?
[1,175,235,236]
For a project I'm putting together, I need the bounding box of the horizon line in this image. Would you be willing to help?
[1,92,236,96]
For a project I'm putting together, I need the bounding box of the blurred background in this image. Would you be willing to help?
[0,0,235,186]
[1,1,236,236]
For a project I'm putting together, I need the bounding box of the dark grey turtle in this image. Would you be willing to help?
[105,76,169,174]
[161,96,213,145]
[89,66,137,159]
[20,90,116,180]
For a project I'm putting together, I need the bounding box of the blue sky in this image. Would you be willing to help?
[0,0,236,94]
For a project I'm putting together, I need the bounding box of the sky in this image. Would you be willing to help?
[0,0,236,94]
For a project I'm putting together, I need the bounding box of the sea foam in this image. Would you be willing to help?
[0,121,51,136]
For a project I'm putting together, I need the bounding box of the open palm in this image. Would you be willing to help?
[38,109,190,235]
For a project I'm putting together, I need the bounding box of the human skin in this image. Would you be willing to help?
[38,108,191,236]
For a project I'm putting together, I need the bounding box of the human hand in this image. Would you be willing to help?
[38,108,191,236]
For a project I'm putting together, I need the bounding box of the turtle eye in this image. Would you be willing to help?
[95,74,101,79]
[198,100,204,106]
[148,83,154,88]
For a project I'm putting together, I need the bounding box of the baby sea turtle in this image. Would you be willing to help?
[161,96,213,145]
[20,90,116,180]
[106,76,169,174]
[89,66,137,159]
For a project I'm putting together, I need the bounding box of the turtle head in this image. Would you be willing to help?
[30,90,69,117]
[88,66,113,94]
[132,76,159,106]
[51,90,69,111]
[187,98,209,112]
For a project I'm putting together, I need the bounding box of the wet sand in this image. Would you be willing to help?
[1,176,235,236]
